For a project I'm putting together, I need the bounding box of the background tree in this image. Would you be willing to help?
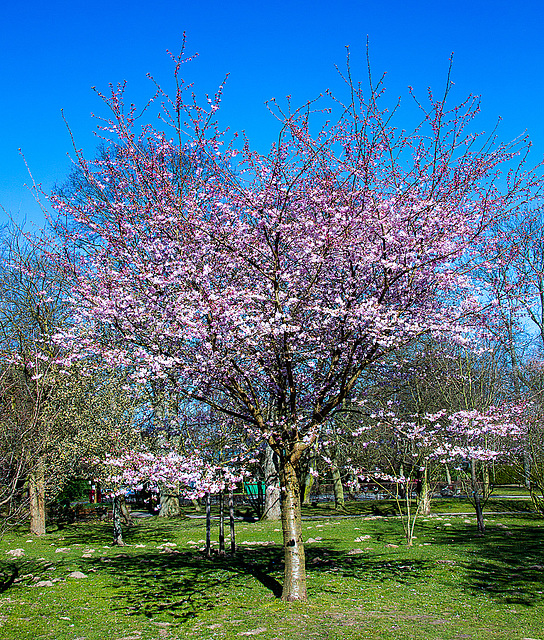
[0,226,142,536]
[0,228,73,535]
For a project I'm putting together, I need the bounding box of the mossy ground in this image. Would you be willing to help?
[1,499,543,639]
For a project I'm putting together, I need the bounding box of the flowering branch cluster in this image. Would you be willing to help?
[100,449,247,499]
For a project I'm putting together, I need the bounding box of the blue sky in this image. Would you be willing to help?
[1,0,543,230]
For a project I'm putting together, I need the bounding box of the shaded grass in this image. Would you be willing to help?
[299,495,534,518]
[0,507,543,639]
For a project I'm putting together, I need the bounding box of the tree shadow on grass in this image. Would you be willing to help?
[462,520,544,606]
[0,563,18,593]
[57,517,201,547]
[70,543,435,624]
[79,548,285,622]
[304,546,433,588]
[419,515,544,606]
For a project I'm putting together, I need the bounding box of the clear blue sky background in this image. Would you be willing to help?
[1,0,543,231]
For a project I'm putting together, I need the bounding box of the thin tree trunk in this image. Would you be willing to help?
[205,492,211,558]
[302,472,315,505]
[474,491,485,534]
[482,462,491,500]
[119,495,133,526]
[471,460,485,535]
[29,463,46,536]
[331,463,345,510]
[279,456,307,602]
[524,453,531,490]
[218,490,225,555]
[262,444,281,520]
[302,446,317,505]
[397,463,405,500]
[257,480,264,518]
[229,489,236,554]
[112,495,125,546]
[419,465,432,516]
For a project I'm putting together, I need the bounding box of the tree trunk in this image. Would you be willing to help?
[471,460,485,535]
[331,463,345,510]
[524,453,531,490]
[205,493,211,558]
[229,489,236,554]
[397,463,405,500]
[482,462,491,501]
[302,472,315,505]
[159,490,181,517]
[302,446,317,505]
[112,496,125,546]
[418,465,432,516]
[262,445,281,520]
[474,491,485,535]
[218,490,225,555]
[119,495,133,526]
[256,479,264,518]
[29,463,46,536]
[279,456,307,602]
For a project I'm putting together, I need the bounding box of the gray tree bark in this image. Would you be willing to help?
[279,455,307,602]
[262,444,281,520]
[158,490,181,517]
[112,496,125,546]
[29,462,46,536]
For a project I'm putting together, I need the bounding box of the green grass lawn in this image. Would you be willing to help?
[1,503,543,640]
[299,496,535,518]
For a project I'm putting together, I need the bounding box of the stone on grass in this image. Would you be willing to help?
[68,571,88,579]
[35,580,54,587]
[6,549,25,557]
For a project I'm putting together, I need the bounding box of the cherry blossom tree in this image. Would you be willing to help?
[420,407,518,535]
[99,448,245,547]
[52,46,541,601]
[355,403,519,540]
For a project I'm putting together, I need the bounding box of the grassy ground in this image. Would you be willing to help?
[299,495,535,518]
[1,501,543,640]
